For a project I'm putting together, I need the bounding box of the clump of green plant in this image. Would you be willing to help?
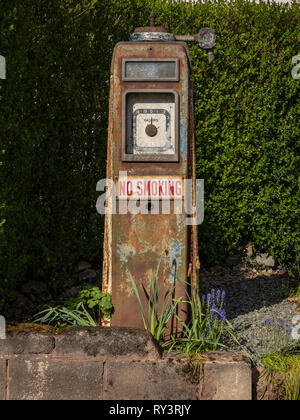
[33,302,97,328]
[129,259,180,343]
[164,283,238,358]
[33,286,114,328]
[130,257,241,359]
[262,350,300,400]
[67,286,114,324]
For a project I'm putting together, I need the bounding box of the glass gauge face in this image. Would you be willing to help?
[124,61,178,81]
[197,28,216,50]
[125,92,177,159]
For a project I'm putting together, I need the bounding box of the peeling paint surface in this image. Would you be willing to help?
[117,243,136,263]
[24,360,49,400]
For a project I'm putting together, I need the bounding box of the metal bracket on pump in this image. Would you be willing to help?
[175,27,216,63]
[134,11,216,63]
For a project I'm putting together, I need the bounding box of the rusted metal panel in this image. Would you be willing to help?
[111,208,189,328]
[103,38,197,329]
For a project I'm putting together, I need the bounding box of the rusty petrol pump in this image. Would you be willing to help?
[101,12,215,328]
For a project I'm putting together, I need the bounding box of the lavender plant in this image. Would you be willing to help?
[246,313,299,364]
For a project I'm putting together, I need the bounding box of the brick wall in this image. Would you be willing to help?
[0,326,252,400]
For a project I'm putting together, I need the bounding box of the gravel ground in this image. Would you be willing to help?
[200,267,299,365]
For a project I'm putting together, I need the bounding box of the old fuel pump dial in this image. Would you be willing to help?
[145,118,158,137]
[123,91,178,161]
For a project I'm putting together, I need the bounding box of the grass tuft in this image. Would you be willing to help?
[262,350,300,400]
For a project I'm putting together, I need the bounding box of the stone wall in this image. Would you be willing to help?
[0,326,252,400]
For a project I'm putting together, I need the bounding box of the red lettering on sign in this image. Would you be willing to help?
[158,181,164,196]
[168,181,175,196]
[119,180,126,197]
[151,181,158,196]
[175,181,182,196]
[137,181,142,196]
[127,181,133,196]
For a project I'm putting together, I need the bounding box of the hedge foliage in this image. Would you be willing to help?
[0,0,299,310]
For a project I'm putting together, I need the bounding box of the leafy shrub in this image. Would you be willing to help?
[66,285,114,323]
[33,285,113,327]
[0,0,299,312]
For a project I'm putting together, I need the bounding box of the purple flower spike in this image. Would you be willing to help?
[209,307,216,319]
[219,309,226,323]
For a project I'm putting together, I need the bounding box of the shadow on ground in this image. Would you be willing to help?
[199,271,293,320]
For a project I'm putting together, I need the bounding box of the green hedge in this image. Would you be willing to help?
[0,0,299,311]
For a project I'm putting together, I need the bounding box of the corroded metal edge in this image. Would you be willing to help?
[102,69,115,327]
[131,32,176,42]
